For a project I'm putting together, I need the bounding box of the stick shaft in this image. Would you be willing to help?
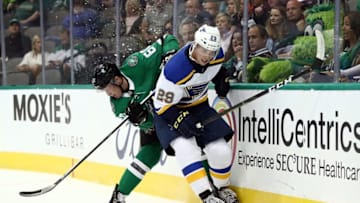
[56,116,129,183]
[19,91,154,197]
[202,67,312,126]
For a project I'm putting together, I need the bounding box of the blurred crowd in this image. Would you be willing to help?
[0,0,360,85]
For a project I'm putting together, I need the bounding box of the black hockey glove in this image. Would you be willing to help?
[213,66,231,98]
[215,79,230,98]
[126,102,148,125]
[173,111,204,137]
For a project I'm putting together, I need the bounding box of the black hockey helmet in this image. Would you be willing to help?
[91,63,121,89]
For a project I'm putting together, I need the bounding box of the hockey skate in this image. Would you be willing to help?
[109,184,126,203]
[216,187,239,203]
[202,193,225,203]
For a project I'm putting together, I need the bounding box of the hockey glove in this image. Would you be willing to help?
[213,66,231,98]
[126,102,148,125]
[173,111,203,137]
[215,79,230,98]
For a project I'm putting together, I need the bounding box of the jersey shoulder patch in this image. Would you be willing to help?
[126,55,139,67]
[120,52,145,75]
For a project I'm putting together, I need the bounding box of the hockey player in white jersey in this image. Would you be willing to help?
[152,24,239,203]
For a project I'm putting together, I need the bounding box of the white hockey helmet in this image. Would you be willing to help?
[194,24,221,52]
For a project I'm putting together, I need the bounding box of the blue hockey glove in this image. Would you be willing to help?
[173,111,203,137]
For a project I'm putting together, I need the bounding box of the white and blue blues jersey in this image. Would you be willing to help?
[154,42,225,116]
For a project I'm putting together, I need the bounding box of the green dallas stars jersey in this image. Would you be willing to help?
[110,34,179,130]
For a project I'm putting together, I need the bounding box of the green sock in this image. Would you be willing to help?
[117,142,162,195]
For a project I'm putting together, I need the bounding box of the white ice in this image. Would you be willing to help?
[0,169,184,203]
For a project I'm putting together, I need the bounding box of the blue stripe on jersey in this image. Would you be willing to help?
[163,45,195,85]
[182,161,204,176]
[209,164,232,174]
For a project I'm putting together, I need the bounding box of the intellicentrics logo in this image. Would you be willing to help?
[239,108,360,153]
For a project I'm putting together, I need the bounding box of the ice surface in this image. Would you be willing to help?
[0,169,184,203]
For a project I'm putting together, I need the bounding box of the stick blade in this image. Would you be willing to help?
[19,184,56,197]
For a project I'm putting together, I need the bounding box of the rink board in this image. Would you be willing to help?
[1,83,360,203]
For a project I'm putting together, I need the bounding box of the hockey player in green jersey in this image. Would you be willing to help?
[91,34,179,203]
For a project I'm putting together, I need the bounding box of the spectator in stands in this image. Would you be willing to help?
[16,35,46,84]
[184,0,201,17]
[110,0,147,60]
[62,0,100,40]
[139,19,153,45]
[46,28,86,83]
[178,16,199,47]
[225,0,241,31]
[182,0,213,26]
[286,0,305,33]
[120,0,144,36]
[248,24,273,59]
[340,11,360,71]
[234,0,256,31]
[14,0,41,27]
[239,0,254,19]
[142,0,173,42]
[250,0,270,26]
[119,0,146,19]
[163,18,173,34]
[203,0,220,17]
[215,12,234,55]
[0,18,31,59]
[222,29,245,81]
[265,6,300,55]
[225,0,239,18]
[202,0,220,25]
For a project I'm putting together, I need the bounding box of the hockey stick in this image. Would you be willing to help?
[197,30,326,128]
[19,91,154,197]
